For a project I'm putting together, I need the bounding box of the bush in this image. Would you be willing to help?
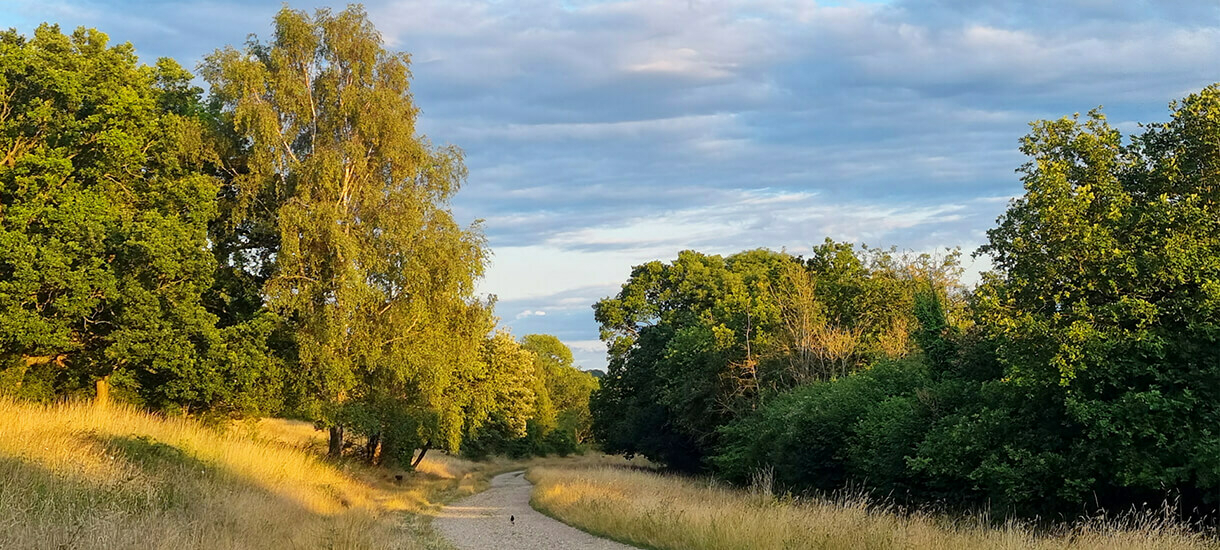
[714,358,936,496]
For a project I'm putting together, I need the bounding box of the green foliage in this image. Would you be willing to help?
[521,334,598,442]
[0,12,587,466]
[693,87,1220,520]
[713,358,936,496]
[470,331,537,439]
[201,6,494,451]
[591,246,958,471]
[591,250,790,469]
[0,24,277,414]
[0,11,582,466]
[461,334,595,459]
[957,94,1220,515]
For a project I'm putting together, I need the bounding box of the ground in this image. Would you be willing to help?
[435,470,636,550]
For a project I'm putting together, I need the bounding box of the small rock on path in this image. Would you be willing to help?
[434,470,637,550]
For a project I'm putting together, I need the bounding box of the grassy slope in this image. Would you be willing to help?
[528,465,1218,550]
[0,399,515,549]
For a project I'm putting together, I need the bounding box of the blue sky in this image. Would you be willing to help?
[6,1,1220,369]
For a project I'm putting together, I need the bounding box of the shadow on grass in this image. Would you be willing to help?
[0,434,349,549]
[99,434,208,471]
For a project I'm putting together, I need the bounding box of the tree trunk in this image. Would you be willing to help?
[365,432,382,465]
[411,441,431,469]
[94,375,110,408]
[328,426,344,458]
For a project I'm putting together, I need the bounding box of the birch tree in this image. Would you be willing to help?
[202,6,489,456]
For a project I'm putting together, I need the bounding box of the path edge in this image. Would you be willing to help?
[524,469,660,550]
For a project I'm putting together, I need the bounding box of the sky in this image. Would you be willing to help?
[5,0,1220,369]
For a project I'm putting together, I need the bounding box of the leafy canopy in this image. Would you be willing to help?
[201,6,491,455]
[0,24,281,412]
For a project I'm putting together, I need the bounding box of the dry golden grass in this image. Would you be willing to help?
[247,417,329,451]
[0,399,520,550]
[528,465,1219,550]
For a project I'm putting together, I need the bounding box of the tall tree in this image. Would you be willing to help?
[958,101,1220,513]
[521,334,599,442]
[591,250,792,469]
[201,6,489,456]
[0,25,280,412]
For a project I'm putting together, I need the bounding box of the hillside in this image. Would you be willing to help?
[0,399,503,549]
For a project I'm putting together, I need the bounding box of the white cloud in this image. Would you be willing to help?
[514,309,547,319]
[564,339,608,354]
[479,187,1004,306]
[625,47,736,79]
[481,246,637,303]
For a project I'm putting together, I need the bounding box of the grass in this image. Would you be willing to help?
[527,464,1219,550]
[22,397,1198,550]
[0,399,521,549]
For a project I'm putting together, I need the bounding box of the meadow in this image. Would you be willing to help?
[0,399,519,549]
[529,465,1218,550]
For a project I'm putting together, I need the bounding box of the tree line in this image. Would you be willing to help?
[0,6,596,465]
[592,92,1220,519]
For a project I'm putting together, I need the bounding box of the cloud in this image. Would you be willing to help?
[479,187,1005,304]
[514,309,548,319]
[565,339,608,354]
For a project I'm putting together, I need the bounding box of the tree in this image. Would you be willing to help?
[0,25,280,413]
[591,246,949,470]
[519,336,559,434]
[201,6,489,457]
[455,331,540,460]
[460,335,598,459]
[958,100,1220,514]
[591,249,791,469]
[521,334,599,444]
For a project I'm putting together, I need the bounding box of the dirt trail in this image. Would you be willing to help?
[434,470,637,550]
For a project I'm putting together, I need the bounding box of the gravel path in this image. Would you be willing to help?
[434,470,637,550]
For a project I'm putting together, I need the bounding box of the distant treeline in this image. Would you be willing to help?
[592,93,1220,519]
[0,7,594,465]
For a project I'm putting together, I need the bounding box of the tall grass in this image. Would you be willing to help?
[528,465,1218,550]
[0,399,501,549]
